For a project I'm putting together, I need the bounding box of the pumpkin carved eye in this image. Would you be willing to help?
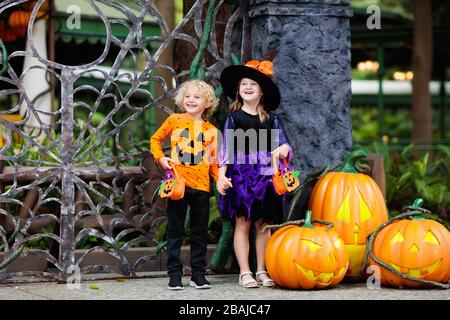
[336,188,373,222]
[301,239,322,252]
[390,231,405,244]
[424,231,439,245]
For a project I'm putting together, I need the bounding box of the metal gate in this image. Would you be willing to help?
[0,0,246,282]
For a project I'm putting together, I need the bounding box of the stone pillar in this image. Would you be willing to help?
[250,0,353,217]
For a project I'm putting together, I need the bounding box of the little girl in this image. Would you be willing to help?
[217,59,292,288]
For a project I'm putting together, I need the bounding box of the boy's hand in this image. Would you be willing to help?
[272,144,291,160]
[217,175,233,196]
[158,157,175,170]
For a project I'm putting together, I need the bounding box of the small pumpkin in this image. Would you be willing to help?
[8,11,31,28]
[265,211,348,289]
[8,2,48,28]
[308,149,388,279]
[368,199,450,288]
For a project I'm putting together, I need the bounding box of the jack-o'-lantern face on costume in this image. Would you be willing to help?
[175,128,206,165]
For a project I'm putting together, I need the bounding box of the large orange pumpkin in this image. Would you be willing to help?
[265,211,349,289]
[308,149,388,279]
[368,199,450,288]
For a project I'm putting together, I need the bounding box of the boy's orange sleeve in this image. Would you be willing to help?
[150,115,173,162]
[208,129,219,182]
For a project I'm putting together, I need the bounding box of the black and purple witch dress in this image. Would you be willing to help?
[217,108,292,224]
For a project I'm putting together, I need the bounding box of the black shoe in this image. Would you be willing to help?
[189,274,211,289]
[168,276,184,290]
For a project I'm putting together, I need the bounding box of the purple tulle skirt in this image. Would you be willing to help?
[217,154,285,223]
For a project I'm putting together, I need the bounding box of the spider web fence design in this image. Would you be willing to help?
[0,0,246,282]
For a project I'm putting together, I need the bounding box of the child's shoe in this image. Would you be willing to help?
[168,275,184,290]
[189,273,211,289]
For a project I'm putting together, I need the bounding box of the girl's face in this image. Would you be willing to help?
[239,78,263,104]
[182,84,210,119]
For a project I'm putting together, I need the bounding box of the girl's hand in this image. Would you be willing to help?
[272,144,291,160]
[158,157,175,170]
[217,175,233,196]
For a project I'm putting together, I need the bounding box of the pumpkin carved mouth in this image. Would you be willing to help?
[389,259,442,278]
[293,261,347,284]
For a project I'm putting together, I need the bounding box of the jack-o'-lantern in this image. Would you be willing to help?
[175,128,205,165]
[265,211,349,289]
[308,149,388,279]
[158,167,185,200]
[161,173,175,196]
[368,199,450,288]
[283,168,299,189]
[272,156,300,195]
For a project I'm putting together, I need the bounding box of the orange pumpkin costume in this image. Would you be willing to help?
[150,113,219,192]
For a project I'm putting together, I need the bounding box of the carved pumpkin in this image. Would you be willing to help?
[369,199,450,288]
[265,211,348,289]
[308,149,388,279]
[175,128,205,165]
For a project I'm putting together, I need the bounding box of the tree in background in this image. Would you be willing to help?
[411,0,432,144]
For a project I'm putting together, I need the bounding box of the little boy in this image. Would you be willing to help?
[150,79,228,290]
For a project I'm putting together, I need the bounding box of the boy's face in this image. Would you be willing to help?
[239,78,262,104]
[182,85,210,119]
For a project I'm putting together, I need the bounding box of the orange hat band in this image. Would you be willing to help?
[244,60,273,77]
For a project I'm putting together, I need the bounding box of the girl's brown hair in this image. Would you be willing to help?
[230,80,269,123]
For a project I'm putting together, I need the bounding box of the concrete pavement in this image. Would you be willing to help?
[0,273,448,300]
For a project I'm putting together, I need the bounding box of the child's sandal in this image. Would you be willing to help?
[255,271,276,287]
[239,272,259,288]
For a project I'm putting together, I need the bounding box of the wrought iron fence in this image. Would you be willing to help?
[0,0,245,282]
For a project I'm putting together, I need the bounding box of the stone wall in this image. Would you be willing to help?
[250,0,353,217]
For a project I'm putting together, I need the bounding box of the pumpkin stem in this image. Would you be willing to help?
[260,211,334,233]
[409,198,426,220]
[412,198,424,208]
[336,149,368,173]
[304,210,314,228]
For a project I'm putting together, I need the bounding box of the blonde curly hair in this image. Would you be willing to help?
[174,80,218,120]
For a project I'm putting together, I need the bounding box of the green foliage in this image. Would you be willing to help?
[351,107,412,144]
[22,221,56,250]
[363,142,450,229]
[76,235,126,250]
[351,70,378,80]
